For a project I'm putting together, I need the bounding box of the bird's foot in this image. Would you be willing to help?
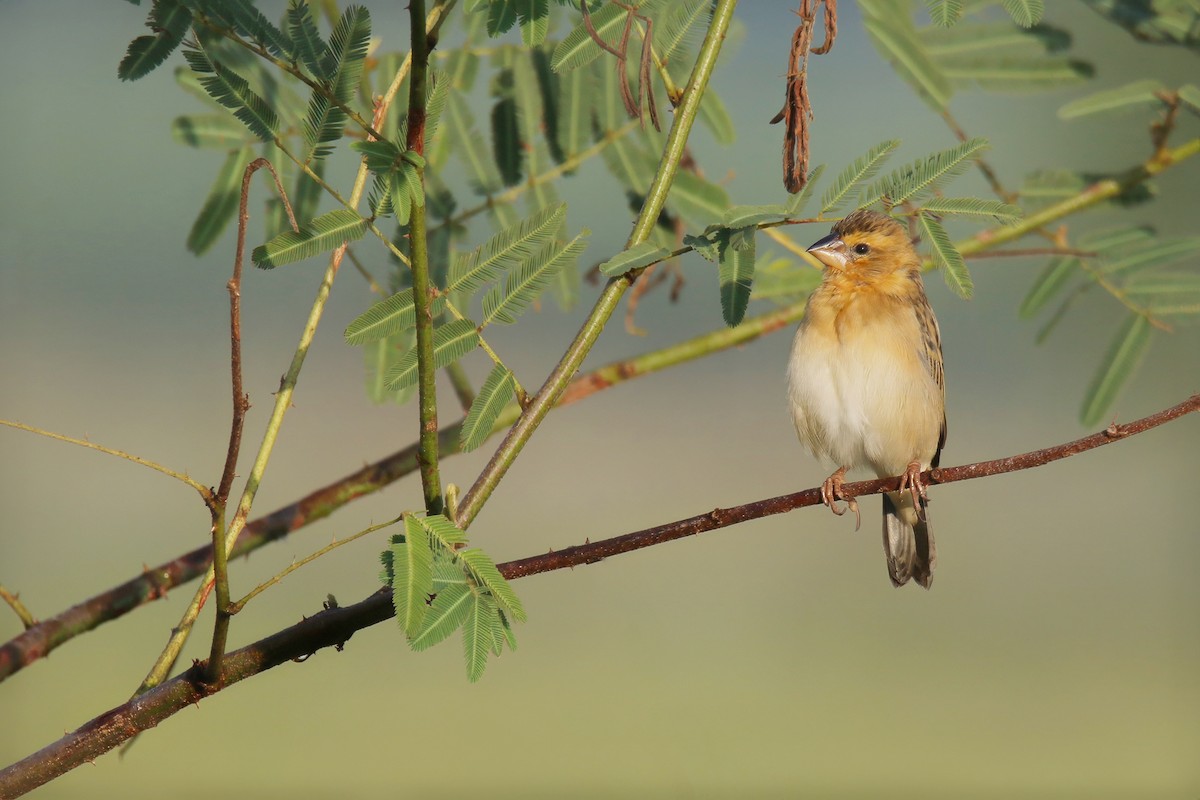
[820,467,861,531]
[898,461,929,520]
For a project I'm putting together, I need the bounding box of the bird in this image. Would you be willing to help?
[786,208,946,588]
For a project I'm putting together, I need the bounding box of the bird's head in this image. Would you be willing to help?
[806,209,918,277]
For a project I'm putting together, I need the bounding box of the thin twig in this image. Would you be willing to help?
[228,516,402,614]
[0,420,216,509]
[3,393,1195,796]
[206,157,300,685]
[0,587,35,630]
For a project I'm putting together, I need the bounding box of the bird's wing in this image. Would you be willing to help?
[913,283,947,467]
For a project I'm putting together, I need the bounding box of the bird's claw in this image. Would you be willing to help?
[899,461,928,521]
[821,467,861,531]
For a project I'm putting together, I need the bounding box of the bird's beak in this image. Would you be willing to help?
[806,233,848,270]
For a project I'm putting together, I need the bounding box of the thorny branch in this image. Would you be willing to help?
[2,393,1195,797]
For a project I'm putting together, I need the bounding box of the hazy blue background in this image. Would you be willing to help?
[2,2,1198,797]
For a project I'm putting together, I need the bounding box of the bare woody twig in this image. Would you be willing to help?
[207,158,299,684]
[2,393,1195,797]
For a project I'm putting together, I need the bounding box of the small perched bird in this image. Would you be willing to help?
[787,209,946,588]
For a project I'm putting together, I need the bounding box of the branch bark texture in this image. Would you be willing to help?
[2,393,1194,797]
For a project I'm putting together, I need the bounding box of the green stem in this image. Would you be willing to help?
[407,0,443,517]
[956,137,1200,257]
[455,0,738,528]
[204,508,229,683]
[132,133,380,704]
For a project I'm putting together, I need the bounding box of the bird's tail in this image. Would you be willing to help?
[882,491,936,589]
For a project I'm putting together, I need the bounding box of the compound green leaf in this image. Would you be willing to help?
[187,146,253,255]
[668,171,730,224]
[926,0,964,27]
[171,114,250,148]
[447,91,504,194]
[699,89,736,145]
[385,319,480,390]
[861,3,952,110]
[941,56,1093,92]
[1059,80,1166,119]
[925,22,1070,56]
[452,201,568,294]
[919,213,973,299]
[920,197,1022,223]
[785,165,825,215]
[820,140,899,214]
[119,0,192,81]
[1101,237,1200,276]
[654,0,710,60]
[1081,313,1151,426]
[481,232,589,325]
[363,332,417,405]
[287,0,326,79]
[862,138,988,207]
[252,209,366,268]
[515,0,550,45]
[551,2,626,72]
[1180,85,1200,116]
[460,364,517,452]
[721,204,789,228]
[391,517,434,639]
[462,592,495,682]
[719,228,756,326]
[599,241,672,277]
[751,255,822,302]
[418,513,470,548]
[345,289,447,344]
[187,48,279,142]
[1020,256,1079,318]
[410,582,472,651]
[1001,0,1044,28]
[459,548,527,622]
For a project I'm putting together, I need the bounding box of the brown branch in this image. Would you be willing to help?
[220,159,290,503]
[2,393,1194,795]
[205,157,298,685]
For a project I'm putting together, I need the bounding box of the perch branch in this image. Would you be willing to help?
[2,393,1194,797]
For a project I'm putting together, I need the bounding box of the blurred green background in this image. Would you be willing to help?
[1,2,1198,797]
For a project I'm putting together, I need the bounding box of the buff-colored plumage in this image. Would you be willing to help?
[787,209,946,588]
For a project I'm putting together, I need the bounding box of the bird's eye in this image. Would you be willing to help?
[853,243,871,255]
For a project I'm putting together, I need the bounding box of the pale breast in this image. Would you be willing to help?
[787,292,943,477]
